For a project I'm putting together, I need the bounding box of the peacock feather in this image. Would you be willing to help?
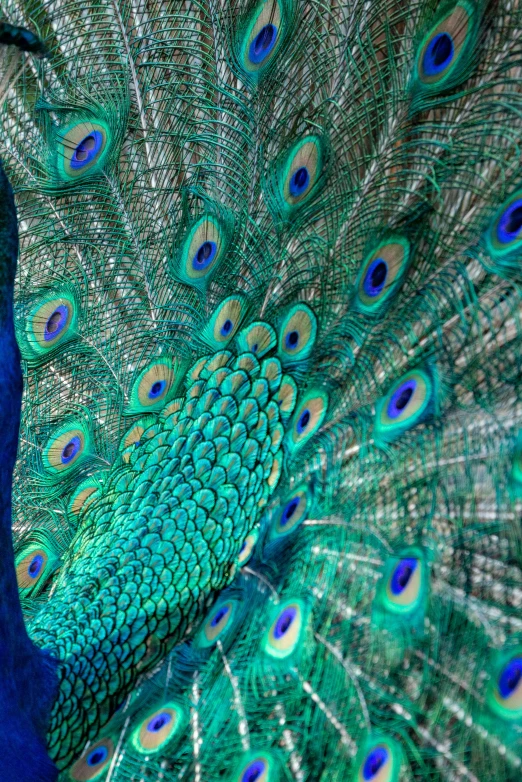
[0,0,520,779]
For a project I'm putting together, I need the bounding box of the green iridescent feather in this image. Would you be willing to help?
[0,0,520,780]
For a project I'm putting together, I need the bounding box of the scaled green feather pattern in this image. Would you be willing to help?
[0,0,522,779]
[33,346,286,765]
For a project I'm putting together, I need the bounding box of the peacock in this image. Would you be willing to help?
[0,0,521,778]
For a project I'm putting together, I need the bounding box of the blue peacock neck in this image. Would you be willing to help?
[0,161,59,781]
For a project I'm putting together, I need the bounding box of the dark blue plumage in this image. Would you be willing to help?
[0,160,58,781]
[0,23,46,55]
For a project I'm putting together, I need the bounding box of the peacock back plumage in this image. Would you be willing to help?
[0,0,521,779]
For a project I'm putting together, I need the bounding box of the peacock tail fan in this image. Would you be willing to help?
[0,0,519,779]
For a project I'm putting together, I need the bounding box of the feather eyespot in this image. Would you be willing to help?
[289,167,308,196]
[43,423,91,474]
[354,238,410,313]
[278,304,317,363]
[280,136,324,213]
[175,216,227,290]
[61,436,81,464]
[58,121,110,181]
[127,359,181,414]
[242,758,268,782]
[240,0,284,76]
[69,738,114,780]
[222,319,233,336]
[374,368,436,442]
[16,548,49,591]
[202,296,247,350]
[385,557,423,611]
[414,1,480,96]
[150,380,166,399]
[250,24,277,64]
[287,390,328,451]
[273,486,308,537]
[498,658,522,701]
[488,651,522,720]
[234,752,277,782]
[355,738,401,782]
[422,32,454,76]
[44,304,69,340]
[70,131,103,169]
[263,599,305,659]
[131,703,185,753]
[193,241,216,269]
[362,746,389,780]
[282,497,299,523]
[485,191,522,271]
[15,534,59,595]
[86,746,108,766]
[237,322,276,357]
[496,199,522,245]
[195,599,238,648]
[238,530,259,565]
[297,409,309,432]
[387,379,417,419]
[372,548,428,628]
[364,259,388,296]
[28,554,44,578]
[24,293,77,356]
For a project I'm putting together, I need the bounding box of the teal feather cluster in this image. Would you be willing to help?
[0,0,521,779]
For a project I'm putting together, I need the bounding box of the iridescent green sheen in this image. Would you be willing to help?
[2,1,522,780]
[30,346,285,765]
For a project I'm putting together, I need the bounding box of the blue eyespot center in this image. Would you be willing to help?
[274,606,296,639]
[498,658,522,699]
[210,606,230,627]
[242,760,266,782]
[148,379,167,399]
[249,23,278,64]
[221,318,233,337]
[289,166,310,197]
[251,343,258,353]
[70,130,103,169]
[423,32,454,76]
[87,746,108,767]
[281,497,300,526]
[147,712,172,733]
[285,329,300,349]
[61,435,81,464]
[211,605,229,627]
[363,258,388,297]
[28,554,44,579]
[387,379,416,419]
[363,746,388,780]
[297,409,311,433]
[192,240,217,271]
[44,304,69,341]
[390,558,417,595]
[496,200,522,244]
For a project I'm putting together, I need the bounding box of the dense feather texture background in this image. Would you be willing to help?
[0,0,521,778]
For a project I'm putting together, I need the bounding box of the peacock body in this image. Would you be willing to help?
[0,0,521,779]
